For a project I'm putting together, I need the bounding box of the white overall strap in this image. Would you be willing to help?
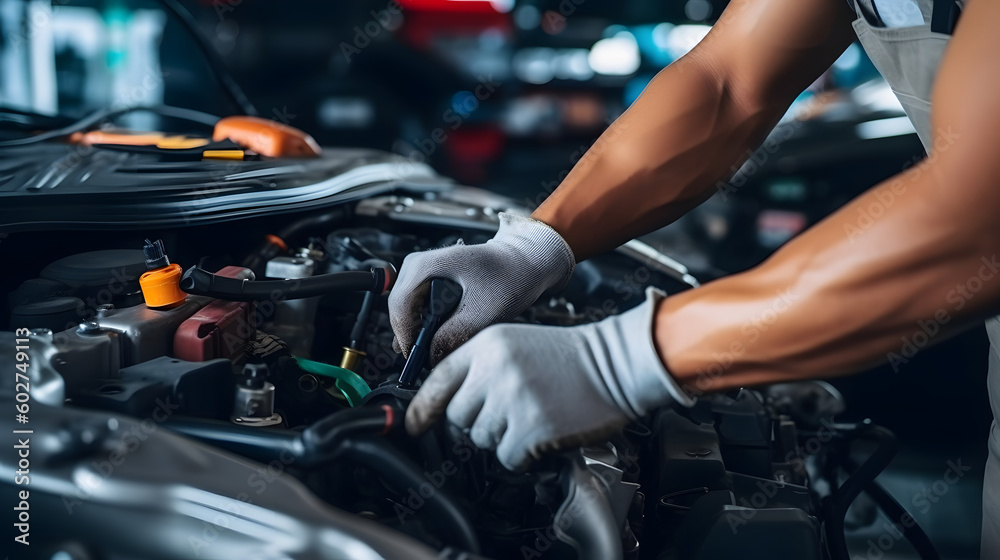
[850,0,961,33]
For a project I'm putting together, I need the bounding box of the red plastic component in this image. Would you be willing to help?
[397,0,503,13]
[173,266,256,362]
[381,404,395,434]
[397,10,511,50]
[446,126,506,184]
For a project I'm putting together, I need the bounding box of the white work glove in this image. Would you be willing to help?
[389,212,575,365]
[405,287,695,471]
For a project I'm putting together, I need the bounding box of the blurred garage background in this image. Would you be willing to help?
[0,1,988,557]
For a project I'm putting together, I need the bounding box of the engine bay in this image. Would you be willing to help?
[0,187,922,560]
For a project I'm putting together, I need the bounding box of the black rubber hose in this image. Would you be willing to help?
[167,407,478,554]
[336,436,481,555]
[287,407,480,554]
[180,266,392,301]
[825,423,899,560]
[165,405,400,466]
[350,291,377,348]
[839,452,940,560]
[861,479,941,560]
[302,405,398,464]
[834,424,898,516]
[164,418,304,464]
[557,453,625,560]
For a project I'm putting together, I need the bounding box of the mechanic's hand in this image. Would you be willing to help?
[389,212,575,365]
[405,287,695,471]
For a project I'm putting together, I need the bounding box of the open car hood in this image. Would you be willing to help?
[0,144,449,232]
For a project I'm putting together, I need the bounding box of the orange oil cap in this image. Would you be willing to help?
[265,234,288,251]
[139,263,186,308]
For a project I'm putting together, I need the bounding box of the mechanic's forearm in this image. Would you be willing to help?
[655,157,1000,394]
[530,0,859,261]
[531,53,784,261]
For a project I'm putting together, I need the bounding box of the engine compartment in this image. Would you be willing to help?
[0,187,914,560]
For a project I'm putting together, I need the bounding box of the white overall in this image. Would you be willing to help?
[849,0,997,555]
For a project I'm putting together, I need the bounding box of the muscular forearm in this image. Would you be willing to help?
[656,154,1000,393]
[531,54,783,260]
[530,0,856,261]
[655,0,1000,394]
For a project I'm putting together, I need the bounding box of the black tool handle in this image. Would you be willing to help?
[398,278,463,386]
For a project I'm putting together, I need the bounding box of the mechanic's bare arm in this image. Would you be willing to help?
[657,0,1000,393]
[531,0,857,261]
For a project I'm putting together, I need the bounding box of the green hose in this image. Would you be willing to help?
[294,357,371,407]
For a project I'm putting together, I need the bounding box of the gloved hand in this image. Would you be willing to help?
[405,287,695,471]
[389,212,576,365]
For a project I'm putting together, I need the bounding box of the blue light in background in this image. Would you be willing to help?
[624,74,655,107]
[601,24,629,38]
[104,5,130,70]
[831,43,882,88]
[631,23,675,68]
[451,90,479,117]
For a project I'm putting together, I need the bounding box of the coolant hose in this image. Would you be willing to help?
[166,406,480,554]
[163,418,305,464]
[857,476,940,560]
[554,452,624,560]
[335,436,481,555]
[825,423,898,560]
[180,265,394,301]
[301,405,398,463]
[164,405,399,465]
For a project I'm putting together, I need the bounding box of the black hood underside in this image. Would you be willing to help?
[0,144,449,232]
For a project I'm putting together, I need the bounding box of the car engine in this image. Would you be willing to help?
[0,184,920,560]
